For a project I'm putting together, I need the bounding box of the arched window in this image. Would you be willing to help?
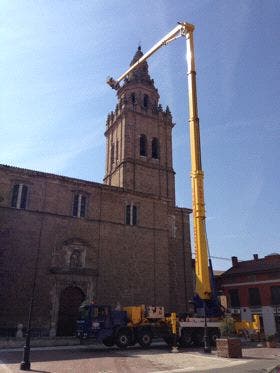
[126,204,137,226]
[143,94,149,109]
[131,92,136,104]
[110,143,115,167]
[152,137,159,159]
[140,134,147,156]
[116,140,119,162]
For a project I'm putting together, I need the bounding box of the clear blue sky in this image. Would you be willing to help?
[1,1,280,269]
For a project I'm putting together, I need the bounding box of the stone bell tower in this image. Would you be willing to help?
[104,47,175,205]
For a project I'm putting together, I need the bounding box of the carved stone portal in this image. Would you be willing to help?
[49,277,96,337]
[49,237,97,336]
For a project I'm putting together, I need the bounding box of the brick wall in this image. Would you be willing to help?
[0,165,192,334]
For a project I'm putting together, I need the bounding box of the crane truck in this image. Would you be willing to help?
[76,303,221,348]
[107,22,213,309]
[76,22,260,350]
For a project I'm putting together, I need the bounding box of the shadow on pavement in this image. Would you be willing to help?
[0,344,176,365]
[1,344,279,367]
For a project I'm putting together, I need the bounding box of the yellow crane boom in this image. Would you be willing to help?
[185,25,211,300]
[107,22,211,301]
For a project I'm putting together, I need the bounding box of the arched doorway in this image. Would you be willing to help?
[57,286,85,336]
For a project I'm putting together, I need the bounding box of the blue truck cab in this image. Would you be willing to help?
[76,303,129,347]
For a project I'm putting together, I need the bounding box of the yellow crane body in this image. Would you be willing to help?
[107,22,212,302]
[186,28,211,300]
[234,314,261,334]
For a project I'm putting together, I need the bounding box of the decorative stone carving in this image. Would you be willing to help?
[169,215,177,239]
[70,250,82,269]
[51,238,91,271]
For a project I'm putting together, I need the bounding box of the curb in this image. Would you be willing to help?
[0,337,80,350]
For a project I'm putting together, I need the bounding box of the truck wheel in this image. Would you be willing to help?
[192,329,204,347]
[103,336,114,347]
[115,330,131,349]
[138,330,152,348]
[179,329,193,347]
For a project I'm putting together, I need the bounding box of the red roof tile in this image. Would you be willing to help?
[221,254,280,277]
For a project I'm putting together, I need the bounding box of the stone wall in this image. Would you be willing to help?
[0,165,192,335]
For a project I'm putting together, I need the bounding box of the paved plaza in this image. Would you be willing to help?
[0,343,280,373]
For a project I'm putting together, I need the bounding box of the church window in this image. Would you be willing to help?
[143,94,149,109]
[152,137,159,159]
[11,183,28,209]
[140,134,147,156]
[126,204,137,226]
[73,193,86,218]
[111,143,115,167]
[131,92,136,104]
[116,140,119,162]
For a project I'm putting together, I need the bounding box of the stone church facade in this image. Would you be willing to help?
[0,47,193,337]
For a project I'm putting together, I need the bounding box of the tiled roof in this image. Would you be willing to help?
[214,270,224,276]
[221,254,280,277]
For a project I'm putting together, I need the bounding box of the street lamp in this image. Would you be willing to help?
[20,276,37,370]
[20,218,43,370]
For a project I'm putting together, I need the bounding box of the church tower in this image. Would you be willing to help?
[104,47,175,205]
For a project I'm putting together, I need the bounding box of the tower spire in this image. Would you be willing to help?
[123,46,154,87]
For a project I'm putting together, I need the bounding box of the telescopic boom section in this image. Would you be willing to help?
[185,28,211,300]
[107,22,211,301]
[107,22,188,90]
